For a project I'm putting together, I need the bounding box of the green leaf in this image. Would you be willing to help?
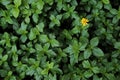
[47,50,56,57]
[82,60,91,68]
[79,37,88,51]
[50,39,60,47]
[92,67,100,73]
[11,45,17,53]
[0,48,3,54]
[63,29,72,40]
[37,0,44,10]
[114,42,120,49]
[110,9,118,15]
[36,22,44,32]
[117,9,120,19]
[41,68,49,75]
[2,55,8,62]
[20,35,27,43]
[29,28,36,40]
[14,0,21,7]
[102,0,110,4]
[32,14,39,23]
[47,62,54,69]
[57,0,63,11]
[84,70,93,78]
[43,43,50,51]
[12,7,19,18]
[96,1,103,9]
[71,26,80,34]
[26,67,35,76]
[10,76,16,80]
[39,34,49,43]
[25,16,30,24]
[93,47,104,57]
[35,44,42,51]
[106,73,116,80]
[90,37,99,47]
[84,49,92,59]
[12,54,18,62]
[0,70,7,77]
[93,75,101,80]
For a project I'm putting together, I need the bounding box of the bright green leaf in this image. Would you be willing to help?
[12,7,19,18]
[14,0,21,7]
[102,0,110,4]
[39,34,49,43]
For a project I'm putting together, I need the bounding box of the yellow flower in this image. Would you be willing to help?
[81,18,89,26]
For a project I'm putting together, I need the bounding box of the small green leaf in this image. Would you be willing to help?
[96,1,103,9]
[29,28,36,40]
[71,26,80,34]
[0,70,7,77]
[63,29,72,40]
[93,47,104,57]
[26,67,35,76]
[14,0,21,7]
[12,7,19,18]
[102,0,110,4]
[25,16,30,24]
[114,42,120,49]
[106,73,116,80]
[90,37,99,47]
[37,0,44,10]
[35,44,42,51]
[20,35,27,43]
[110,9,118,15]
[93,75,100,80]
[39,34,49,43]
[47,62,54,69]
[32,14,39,23]
[84,70,93,78]
[92,67,100,73]
[43,43,50,51]
[12,54,18,62]
[41,68,49,75]
[79,37,88,51]
[11,45,17,53]
[82,60,91,68]
[50,39,60,47]
[36,22,44,32]
[2,55,8,62]
[84,49,92,59]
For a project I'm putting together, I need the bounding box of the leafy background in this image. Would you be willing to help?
[0,0,120,80]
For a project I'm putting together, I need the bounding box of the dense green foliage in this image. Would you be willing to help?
[0,0,120,80]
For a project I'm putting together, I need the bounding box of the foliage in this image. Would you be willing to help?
[0,0,120,80]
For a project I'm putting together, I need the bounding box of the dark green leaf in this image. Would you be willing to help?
[82,60,91,68]
[90,37,99,47]
[93,47,104,57]
[84,49,92,59]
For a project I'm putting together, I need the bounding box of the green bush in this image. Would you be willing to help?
[0,0,120,80]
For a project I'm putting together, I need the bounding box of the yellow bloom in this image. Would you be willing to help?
[81,18,89,26]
